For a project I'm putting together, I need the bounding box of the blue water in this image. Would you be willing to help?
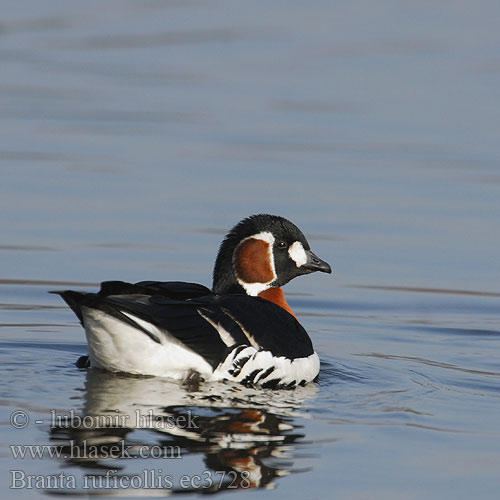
[1,1,499,498]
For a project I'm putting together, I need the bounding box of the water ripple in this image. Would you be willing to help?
[359,352,500,377]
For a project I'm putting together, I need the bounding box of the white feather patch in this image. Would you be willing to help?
[237,281,270,297]
[250,231,275,246]
[288,241,307,267]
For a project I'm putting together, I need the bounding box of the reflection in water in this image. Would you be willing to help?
[49,369,318,495]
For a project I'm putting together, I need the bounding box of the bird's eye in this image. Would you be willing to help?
[276,241,287,249]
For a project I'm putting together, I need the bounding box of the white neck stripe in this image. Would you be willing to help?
[235,231,277,296]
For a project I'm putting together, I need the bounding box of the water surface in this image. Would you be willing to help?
[1,1,499,499]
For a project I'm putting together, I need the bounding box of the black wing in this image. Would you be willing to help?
[98,280,213,300]
[213,295,314,359]
[52,280,212,325]
[53,281,314,369]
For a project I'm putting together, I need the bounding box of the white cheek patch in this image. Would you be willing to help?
[288,241,308,267]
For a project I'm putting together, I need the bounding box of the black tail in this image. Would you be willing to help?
[50,290,88,325]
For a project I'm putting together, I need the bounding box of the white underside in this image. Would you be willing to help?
[82,307,213,379]
[81,307,320,386]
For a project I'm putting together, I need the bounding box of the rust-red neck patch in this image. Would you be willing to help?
[258,287,297,320]
[234,237,274,284]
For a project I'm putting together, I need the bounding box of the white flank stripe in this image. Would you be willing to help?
[223,311,261,350]
[198,310,236,347]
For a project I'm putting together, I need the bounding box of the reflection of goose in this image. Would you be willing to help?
[50,370,318,493]
[54,214,331,387]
